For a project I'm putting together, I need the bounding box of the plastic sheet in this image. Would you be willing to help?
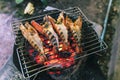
[0,13,15,71]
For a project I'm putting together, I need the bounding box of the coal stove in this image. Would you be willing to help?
[12,7,108,80]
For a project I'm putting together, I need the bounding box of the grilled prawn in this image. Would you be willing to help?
[65,16,82,53]
[31,16,59,52]
[48,12,69,51]
[19,22,46,60]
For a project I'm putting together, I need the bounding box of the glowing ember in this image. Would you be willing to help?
[28,37,81,74]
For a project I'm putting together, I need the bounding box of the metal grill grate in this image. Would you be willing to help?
[12,7,108,80]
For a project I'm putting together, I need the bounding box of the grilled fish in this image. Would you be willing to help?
[48,12,68,50]
[19,22,46,59]
[65,16,82,53]
[31,17,59,52]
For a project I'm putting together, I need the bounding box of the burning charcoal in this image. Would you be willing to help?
[32,50,38,57]
[58,51,71,58]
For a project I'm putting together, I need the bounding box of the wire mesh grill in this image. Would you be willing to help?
[12,7,108,79]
